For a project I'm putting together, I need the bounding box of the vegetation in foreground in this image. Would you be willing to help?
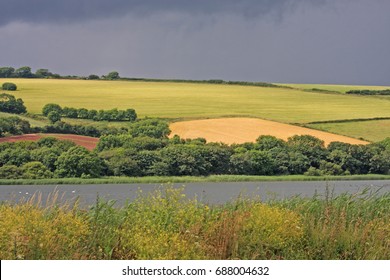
[0,187,388,260]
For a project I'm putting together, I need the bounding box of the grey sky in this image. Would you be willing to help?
[1,0,389,85]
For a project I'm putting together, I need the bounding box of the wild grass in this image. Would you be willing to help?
[2,78,390,123]
[0,187,388,260]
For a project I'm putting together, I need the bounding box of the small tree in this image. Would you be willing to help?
[47,111,61,123]
[0,67,15,78]
[42,103,62,116]
[88,74,100,80]
[35,69,52,78]
[2,82,17,91]
[15,66,33,78]
[0,93,27,114]
[106,71,119,80]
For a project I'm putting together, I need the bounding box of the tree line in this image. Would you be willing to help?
[1,66,288,88]
[0,118,389,179]
[0,66,121,81]
[346,89,390,95]
[42,103,137,122]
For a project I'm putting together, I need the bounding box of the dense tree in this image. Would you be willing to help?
[199,144,232,174]
[31,147,61,171]
[256,135,286,150]
[0,116,30,136]
[130,119,170,138]
[229,152,253,175]
[55,146,105,178]
[62,107,78,118]
[0,67,15,78]
[0,93,27,114]
[287,135,328,168]
[47,111,62,123]
[21,161,53,179]
[88,74,100,80]
[0,148,31,167]
[35,69,52,78]
[123,136,167,151]
[158,145,211,176]
[87,109,98,120]
[125,109,137,122]
[77,108,89,119]
[15,66,33,78]
[105,71,120,80]
[132,150,162,176]
[0,165,23,179]
[42,103,62,116]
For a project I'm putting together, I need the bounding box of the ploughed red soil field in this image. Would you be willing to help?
[0,134,99,150]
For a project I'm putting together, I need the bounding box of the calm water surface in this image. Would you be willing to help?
[0,180,389,207]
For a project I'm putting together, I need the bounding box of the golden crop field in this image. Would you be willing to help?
[170,118,369,146]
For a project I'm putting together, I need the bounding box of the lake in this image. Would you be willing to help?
[1,180,389,207]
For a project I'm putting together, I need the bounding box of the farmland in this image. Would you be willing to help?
[169,118,369,146]
[0,134,98,150]
[2,79,390,124]
[278,83,390,93]
[307,119,390,142]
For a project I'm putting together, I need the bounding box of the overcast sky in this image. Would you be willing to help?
[1,0,389,85]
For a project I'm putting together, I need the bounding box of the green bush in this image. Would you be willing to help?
[2,82,17,91]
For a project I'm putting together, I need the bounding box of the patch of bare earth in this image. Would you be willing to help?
[0,134,99,150]
[169,118,369,146]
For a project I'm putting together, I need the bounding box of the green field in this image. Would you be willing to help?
[0,111,48,127]
[2,79,390,124]
[308,119,390,142]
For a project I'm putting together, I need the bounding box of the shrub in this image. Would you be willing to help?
[47,111,61,123]
[0,203,90,259]
[42,103,62,116]
[0,93,27,114]
[237,203,303,259]
[21,161,53,179]
[2,82,17,91]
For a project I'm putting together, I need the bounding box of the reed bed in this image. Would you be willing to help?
[0,187,388,260]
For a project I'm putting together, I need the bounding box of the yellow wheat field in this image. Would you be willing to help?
[170,118,369,146]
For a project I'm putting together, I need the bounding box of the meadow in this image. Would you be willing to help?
[2,79,390,124]
[308,119,390,142]
[0,187,388,260]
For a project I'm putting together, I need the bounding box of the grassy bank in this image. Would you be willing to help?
[1,174,390,185]
[0,187,388,260]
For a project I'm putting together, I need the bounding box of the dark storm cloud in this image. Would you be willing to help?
[1,0,389,85]
[0,0,326,26]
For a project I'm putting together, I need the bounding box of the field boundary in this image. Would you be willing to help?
[307,117,390,125]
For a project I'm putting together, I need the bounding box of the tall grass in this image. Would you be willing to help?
[0,187,388,260]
